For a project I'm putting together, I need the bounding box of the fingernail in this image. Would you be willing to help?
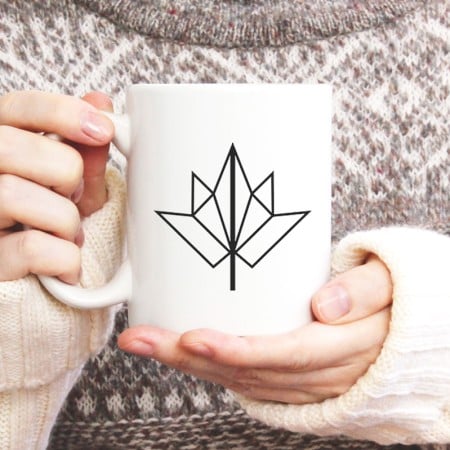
[75,226,84,247]
[71,179,84,203]
[80,109,112,141]
[316,285,350,322]
[125,339,154,356]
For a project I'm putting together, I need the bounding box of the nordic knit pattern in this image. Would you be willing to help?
[0,0,448,448]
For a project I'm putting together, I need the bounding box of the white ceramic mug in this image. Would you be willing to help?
[41,84,332,335]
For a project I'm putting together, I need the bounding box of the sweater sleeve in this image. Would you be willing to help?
[237,227,450,445]
[0,166,126,450]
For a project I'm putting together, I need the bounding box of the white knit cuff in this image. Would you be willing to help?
[0,366,82,450]
[0,165,126,391]
[238,227,450,445]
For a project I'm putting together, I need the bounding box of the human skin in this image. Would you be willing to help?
[0,90,114,283]
[118,255,392,404]
[0,90,393,405]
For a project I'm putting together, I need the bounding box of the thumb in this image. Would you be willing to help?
[311,255,393,324]
[75,91,113,217]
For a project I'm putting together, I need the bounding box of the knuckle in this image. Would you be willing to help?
[285,353,313,372]
[60,201,81,238]
[20,230,81,277]
[0,125,16,151]
[224,371,262,395]
[54,243,81,281]
[0,174,20,206]
[172,356,191,372]
[69,199,81,222]
[232,368,261,385]
[17,229,42,264]
[59,147,84,189]
[62,245,82,275]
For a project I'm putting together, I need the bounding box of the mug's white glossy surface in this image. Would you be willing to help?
[43,84,332,335]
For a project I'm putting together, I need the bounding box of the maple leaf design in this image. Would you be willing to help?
[155,144,311,291]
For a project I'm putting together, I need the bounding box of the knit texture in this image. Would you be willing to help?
[77,0,425,47]
[48,410,421,450]
[0,167,126,449]
[0,367,82,450]
[240,227,450,445]
[0,0,448,448]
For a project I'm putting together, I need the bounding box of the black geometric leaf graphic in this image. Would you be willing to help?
[155,144,311,291]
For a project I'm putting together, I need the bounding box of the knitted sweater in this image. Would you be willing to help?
[0,0,449,449]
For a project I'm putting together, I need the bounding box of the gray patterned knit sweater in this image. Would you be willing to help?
[0,0,449,449]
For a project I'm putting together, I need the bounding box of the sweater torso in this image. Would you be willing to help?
[0,1,448,448]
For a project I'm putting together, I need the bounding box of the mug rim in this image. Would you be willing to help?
[128,83,330,93]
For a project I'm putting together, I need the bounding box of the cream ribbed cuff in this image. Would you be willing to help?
[238,227,450,445]
[0,166,126,450]
[0,367,82,450]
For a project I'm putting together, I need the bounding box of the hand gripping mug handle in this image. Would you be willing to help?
[38,112,133,309]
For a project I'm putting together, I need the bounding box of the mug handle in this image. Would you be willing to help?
[38,112,132,309]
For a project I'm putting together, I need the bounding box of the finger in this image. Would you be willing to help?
[74,92,113,216]
[228,349,379,393]
[0,229,81,284]
[311,254,393,324]
[118,326,266,388]
[227,365,367,403]
[0,126,84,197]
[134,309,390,371]
[118,326,229,380]
[119,311,389,405]
[118,325,180,356]
[228,384,324,404]
[0,90,114,145]
[0,175,81,242]
[117,326,305,398]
